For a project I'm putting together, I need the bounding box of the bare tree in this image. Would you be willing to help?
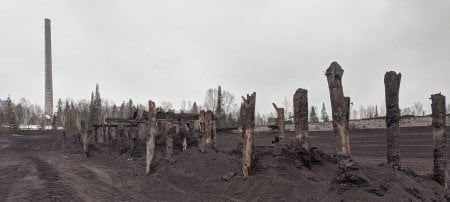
[281,96,292,120]
[204,88,218,111]
[160,101,173,112]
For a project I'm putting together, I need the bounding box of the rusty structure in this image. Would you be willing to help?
[431,93,447,188]
[384,71,402,169]
[293,88,309,149]
[241,92,256,177]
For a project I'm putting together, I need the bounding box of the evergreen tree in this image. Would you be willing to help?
[127,99,134,119]
[112,104,117,118]
[310,106,319,123]
[5,96,17,130]
[374,105,379,118]
[94,83,102,123]
[56,98,63,126]
[88,91,96,126]
[64,101,71,129]
[320,103,330,122]
[119,102,126,118]
[215,85,227,128]
[191,102,199,114]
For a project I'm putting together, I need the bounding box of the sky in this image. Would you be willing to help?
[0,0,449,115]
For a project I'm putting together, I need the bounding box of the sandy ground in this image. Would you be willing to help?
[1,129,449,201]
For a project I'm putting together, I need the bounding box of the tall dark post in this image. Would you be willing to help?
[272,103,285,141]
[431,93,447,188]
[325,62,351,156]
[293,88,309,149]
[241,92,256,177]
[45,18,53,117]
[146,100,157,175]
[384,71,401,169]
[344,97,351,131]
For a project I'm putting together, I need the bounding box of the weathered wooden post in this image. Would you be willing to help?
[62,131,66,151]
[384,71,401,169]
[179,117,188,151]
[431,93,447,188]
[241,92,256,177]
[146,100,157,175]
[80,120,89,158]
[344,97,351,131]
[212,113,218,151]
[165,115,175,160]
[325,62,352,166]
[293,88,309,149]
[198,110,206,152]
[272,103,285,141]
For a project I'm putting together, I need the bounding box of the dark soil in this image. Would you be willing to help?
[1,128,449,201]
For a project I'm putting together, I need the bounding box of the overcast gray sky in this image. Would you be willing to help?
[0,0,449,114]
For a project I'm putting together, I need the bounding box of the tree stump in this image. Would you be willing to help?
[384,71,402,169]
[146,100,157,175]
[325,62,352,167]
[431,93,447,188]
[272,103,285,141]
[293,88,309,149]
[241,92,256,177]
[80,120,89,158]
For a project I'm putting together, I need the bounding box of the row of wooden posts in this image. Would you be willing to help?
[266,62,446,187]
[71,62,446,187]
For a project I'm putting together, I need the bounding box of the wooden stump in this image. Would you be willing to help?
[241,92,256,177]
[80,120,89,158]
[198,110,206,152]
[431,93,447,188]
[62,131,66,151]
[146,100,157,175]
[384,71,401,169]
[164,116,175,160]
[325,62,352,167]
[272,103,285,141]
[293,88,309,149]
[179,117,188,151]
[344,97,351,131]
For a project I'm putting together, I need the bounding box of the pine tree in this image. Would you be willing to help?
[94,83,102,123]
[127,99,134,119]
[320,103,330,122]
[191,102,199,114]
[64,101,70,129]
[310,106,319,123]
[374,105,379,118]
[5,96,17,130]
[56,98,63,127]
[215,85,227,128]
[88,91,96,126]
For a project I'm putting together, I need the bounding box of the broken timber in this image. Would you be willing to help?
[241,92,256,177]
[325,62,353,169]
[272,103,285,141]
[431,93,447,188]
[293,88,309,149]
[384,71,402,169]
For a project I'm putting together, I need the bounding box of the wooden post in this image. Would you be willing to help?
[241,92,256,177]
[198,110,206,152]
[179,117,187,151]
[325,62,351,163]
[272,103,285,141]
[212,113,218,151]
[165,115,174,160]
[146,100,157,175]
[344,97,351,131]
[62,131,66,151]
[80,120,89,158]
[431,93,447,188]
[293,88,309,149]
[384,71,401,168]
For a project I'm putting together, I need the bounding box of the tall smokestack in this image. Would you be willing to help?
[45,18,53,116]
